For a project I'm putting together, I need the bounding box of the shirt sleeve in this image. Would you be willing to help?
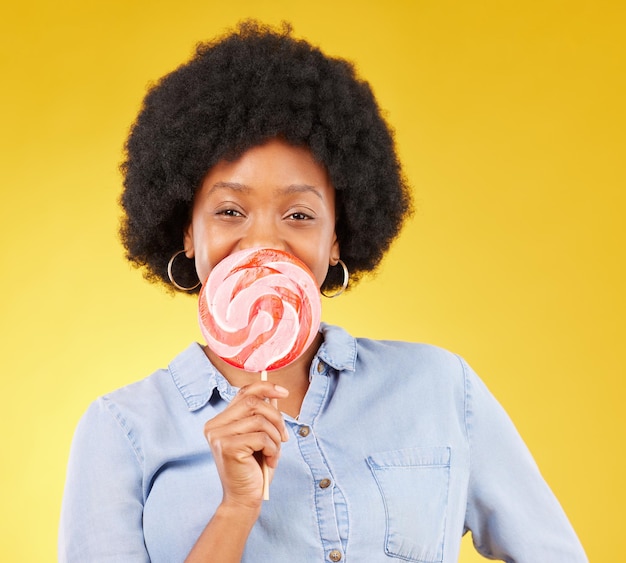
[461,358,588,562]
[59,397,150,562]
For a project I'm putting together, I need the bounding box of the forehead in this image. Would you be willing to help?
[199,138,334,196]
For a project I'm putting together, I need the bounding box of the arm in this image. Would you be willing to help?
[185,502,258,562]
[185,381,289,562]
[59,399,149,562]
[461,358,588,562]
[59,382,288,562]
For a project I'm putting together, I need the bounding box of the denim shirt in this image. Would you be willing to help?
[59,324,587,562]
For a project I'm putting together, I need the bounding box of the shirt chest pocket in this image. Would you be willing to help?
[367,447,451,563]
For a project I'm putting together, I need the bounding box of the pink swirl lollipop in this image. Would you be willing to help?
[198,248,322,373]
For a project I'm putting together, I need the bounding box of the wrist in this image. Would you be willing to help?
[185,498,261,562]
[217,497,262,523]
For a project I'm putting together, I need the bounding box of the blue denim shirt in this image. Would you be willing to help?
[59,324,587,562]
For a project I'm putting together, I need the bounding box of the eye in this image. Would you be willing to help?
[286,211,313,221]
[216,208,244,217]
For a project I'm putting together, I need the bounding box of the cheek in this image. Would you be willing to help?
[195,252,228,286]
[189,239,213,285]
[308,250,333,289]
[186,219,210,283]
[314,267,329,289]
[195,262,210,285]
[192,238,233,285]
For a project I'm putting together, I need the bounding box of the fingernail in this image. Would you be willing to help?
[274,384,289,395]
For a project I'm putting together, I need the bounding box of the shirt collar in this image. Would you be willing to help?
[168,343,226,412]
[169,323,357,412]
[316,323,357,372]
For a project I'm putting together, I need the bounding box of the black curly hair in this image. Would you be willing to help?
[120,21,412,294]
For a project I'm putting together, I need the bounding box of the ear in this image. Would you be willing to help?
[183,222,195,258]
[329,233,340,266]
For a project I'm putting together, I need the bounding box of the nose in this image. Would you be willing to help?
[238,216,287,252]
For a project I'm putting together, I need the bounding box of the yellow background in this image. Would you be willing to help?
[1,1,624,560]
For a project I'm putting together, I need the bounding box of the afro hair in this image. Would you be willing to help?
[120,21,412,293]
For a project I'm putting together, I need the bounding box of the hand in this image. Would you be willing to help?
[204,381,290,510]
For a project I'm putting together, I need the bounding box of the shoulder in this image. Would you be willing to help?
[79,343,214,436]
[321,323,469,391]
[70,343,218,469]
[358,337,470,395]
[321,322,461,364]
[102,341,215,406]
[357,335,461,367]
[97,362,178,421]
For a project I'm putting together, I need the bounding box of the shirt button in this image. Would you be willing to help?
[328,550,342,562]
[298,426,310,437]
[319,478,332,489]
[317,362,325,373]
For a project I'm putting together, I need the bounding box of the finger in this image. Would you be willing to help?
[211,431,283,468]
[208,396,288,438]
[211,392,289,441]
[234,381,288,402]
[207,413,285,449]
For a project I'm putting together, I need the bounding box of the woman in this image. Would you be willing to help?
[59,22,587,562]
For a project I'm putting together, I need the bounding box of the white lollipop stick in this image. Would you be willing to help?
[260,369,272,501]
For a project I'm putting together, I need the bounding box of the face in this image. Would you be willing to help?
[184,138,340,288]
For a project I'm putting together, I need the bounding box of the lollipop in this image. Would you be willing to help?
[198,247,322,498]
[198,247,321,371]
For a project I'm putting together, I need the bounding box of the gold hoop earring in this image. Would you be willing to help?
[321,260,349,298]
[167,250,201,291]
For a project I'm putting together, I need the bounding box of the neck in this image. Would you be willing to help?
[202,332,322,418]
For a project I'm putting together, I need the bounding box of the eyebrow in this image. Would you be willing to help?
[277,184,323,200]
[205,181,252,196]
[206,181,323,200]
